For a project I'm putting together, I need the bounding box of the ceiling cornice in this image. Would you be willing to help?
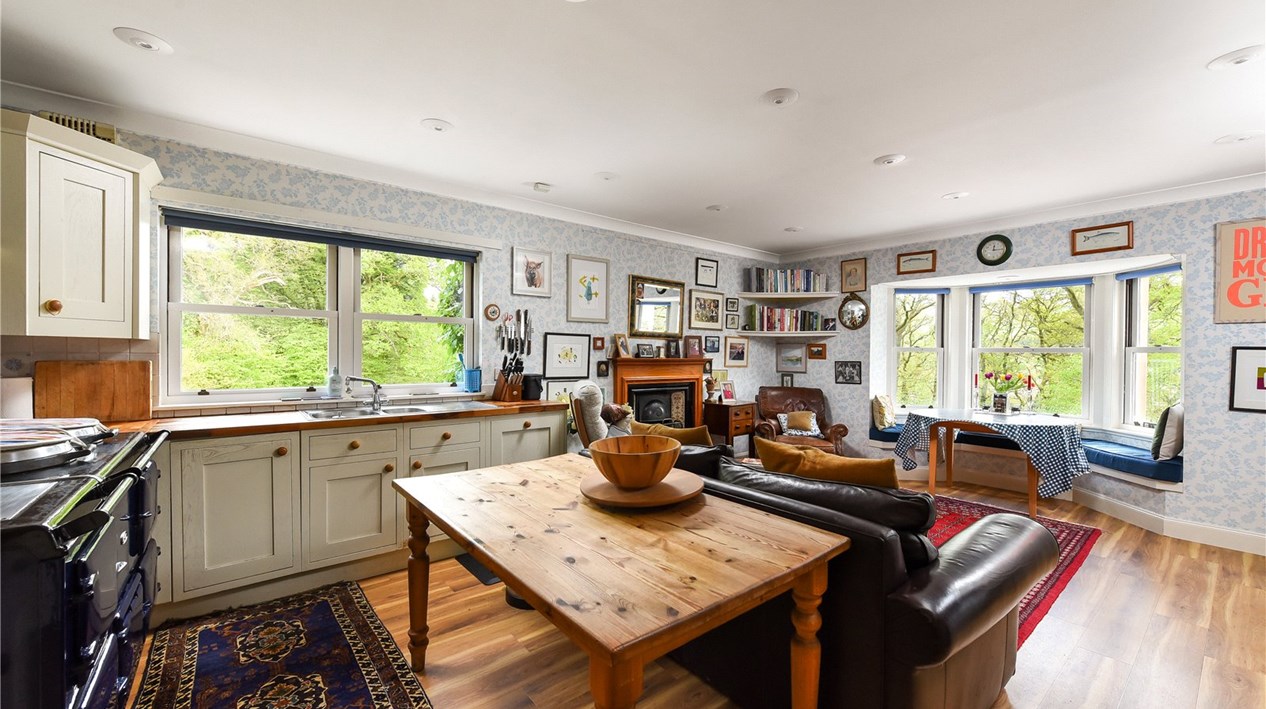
[0,81,781,263]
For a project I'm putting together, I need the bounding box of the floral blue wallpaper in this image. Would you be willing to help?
[784,190,1266,535]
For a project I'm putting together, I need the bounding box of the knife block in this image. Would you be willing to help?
[492,371,523,402]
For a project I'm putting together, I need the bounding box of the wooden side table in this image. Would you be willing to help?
[703,400,756,454]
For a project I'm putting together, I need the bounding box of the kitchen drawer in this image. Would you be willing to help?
[307,427,398,461]
[407,420,482,451]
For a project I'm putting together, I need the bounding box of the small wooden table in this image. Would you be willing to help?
[393,454,850,709]
[703,400,756,454]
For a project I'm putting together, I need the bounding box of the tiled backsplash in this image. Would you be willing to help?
[1,335,162,401]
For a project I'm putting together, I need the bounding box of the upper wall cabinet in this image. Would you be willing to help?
[1,110,162,339]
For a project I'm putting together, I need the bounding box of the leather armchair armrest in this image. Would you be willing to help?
[884,514,1059,666]
[823,423,849,453]
[755,420,779,440]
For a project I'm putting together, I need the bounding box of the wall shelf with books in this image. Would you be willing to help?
[737,291,836,303]
[744,331,838,339]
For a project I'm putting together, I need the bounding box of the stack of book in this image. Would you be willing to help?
[745,305,828,332]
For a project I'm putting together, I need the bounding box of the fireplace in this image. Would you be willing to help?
[628,383,694,427]
[610,357,708,428]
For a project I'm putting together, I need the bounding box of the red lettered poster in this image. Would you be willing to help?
[1215,218,1266,323]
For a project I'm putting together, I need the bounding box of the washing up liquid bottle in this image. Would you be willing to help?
[328,366,341,397]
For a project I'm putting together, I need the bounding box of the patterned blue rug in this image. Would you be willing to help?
[135,582,432,708]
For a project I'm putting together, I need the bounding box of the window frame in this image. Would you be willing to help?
[890,290,946,410]
[163,225,475,405]
[1121,269,1183,428]
[970,282,1093,418]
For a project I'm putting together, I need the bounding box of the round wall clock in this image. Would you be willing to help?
[483,303,501,321]
[976,234,1013,266]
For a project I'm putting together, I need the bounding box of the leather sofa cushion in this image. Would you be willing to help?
[718,459,939,569]
[755,437,899,489]
[631,422,713,446]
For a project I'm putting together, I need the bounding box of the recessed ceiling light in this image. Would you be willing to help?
[532,182,552,193]
[760,88,799,107]
[1207,45,1264,70]
[1214,131,1264,144]
[705,204,727,212]
[112,27,173,54]
[942,191,970,200]
[594,172,619,181]
[784,226,804,233]
[419,118,454,133]
[873,154,907,167]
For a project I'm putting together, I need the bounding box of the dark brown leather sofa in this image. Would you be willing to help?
[754,386,849,454]
[669,457,1060,709]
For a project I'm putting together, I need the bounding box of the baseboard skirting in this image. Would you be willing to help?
[1073,488,1266,556]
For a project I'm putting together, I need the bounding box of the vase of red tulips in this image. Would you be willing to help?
[983,371,1035,412]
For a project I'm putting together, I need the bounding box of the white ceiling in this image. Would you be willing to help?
[2,0,1263,256]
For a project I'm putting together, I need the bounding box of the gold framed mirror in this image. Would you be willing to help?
[628,275,685,338]
[838,292,870,330]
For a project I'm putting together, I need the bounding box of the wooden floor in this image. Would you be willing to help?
[356,480,1266,708]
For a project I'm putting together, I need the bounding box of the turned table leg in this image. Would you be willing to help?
[790,563,828,709]
[590,655,644,709]
[406,502,432,671]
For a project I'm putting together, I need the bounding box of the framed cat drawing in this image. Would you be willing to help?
[512,247,553,297]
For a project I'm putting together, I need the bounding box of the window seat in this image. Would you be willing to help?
[954,431,1022,451]
[869,423,904,443]
[1082,439,1183,483]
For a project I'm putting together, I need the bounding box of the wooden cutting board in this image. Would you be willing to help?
[34,360,153,422]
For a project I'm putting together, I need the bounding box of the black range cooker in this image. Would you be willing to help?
[1,419,168,709]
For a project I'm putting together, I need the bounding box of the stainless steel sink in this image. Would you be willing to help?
[302,408,384,420]
[411,401,498,413]
[379,406,431,415]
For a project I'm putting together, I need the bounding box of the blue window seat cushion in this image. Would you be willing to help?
[1082,439,1184,483]
[954,431,1022,451]
[869,423,904,443]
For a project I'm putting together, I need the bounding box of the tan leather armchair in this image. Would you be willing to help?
[754,386,849,455]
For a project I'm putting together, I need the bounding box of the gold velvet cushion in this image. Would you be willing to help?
[630,422,714,446]
[755,437,898,489]
[872,395,896,429]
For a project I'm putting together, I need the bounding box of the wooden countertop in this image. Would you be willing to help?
[114,400,568,439]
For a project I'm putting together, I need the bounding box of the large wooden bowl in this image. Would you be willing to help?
[588,435,681,490]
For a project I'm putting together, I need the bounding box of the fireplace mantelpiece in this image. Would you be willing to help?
[611,357,708,428]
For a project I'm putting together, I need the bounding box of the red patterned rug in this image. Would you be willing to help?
[929,495,1101,647]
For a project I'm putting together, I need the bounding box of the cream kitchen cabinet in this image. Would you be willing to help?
[399,420,486,543]
[302,426,403,568]
[488,412,566,466]
[169,432,300,600]
[0,109,161,339]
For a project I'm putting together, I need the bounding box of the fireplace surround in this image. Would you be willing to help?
[611,357,708,427]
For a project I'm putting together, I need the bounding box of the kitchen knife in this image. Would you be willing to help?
[525,310,531,355]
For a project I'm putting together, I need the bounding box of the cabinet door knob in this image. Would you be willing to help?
[411,460,423,470]
[275,446,288,457]
[440,431,452,441]
[348,440,361,450]
[522,420,532,429]
[383,463,395,473]
[44,299,63,315]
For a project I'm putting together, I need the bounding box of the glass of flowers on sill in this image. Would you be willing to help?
[983,371,1037,413]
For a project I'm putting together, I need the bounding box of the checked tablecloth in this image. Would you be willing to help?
[894,409,1091,497]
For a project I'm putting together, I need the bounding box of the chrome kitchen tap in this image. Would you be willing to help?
[345,375,387,412]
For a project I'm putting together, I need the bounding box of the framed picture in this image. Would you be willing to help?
[592,336,606,351]
[612,333,631,358]
[542,332,591,379]
[704,335,721,353]
[683,335,703,358]
[695,257,719,288]
[720,381,736,400]
[896,250,937,275]
[689,289,724,330]
[840,258,867,293]
[545,379,580,403]
[823,318,837,331]
[725,297,740,313]
[776,343,807,373]
[1215,219,1265,323]
[806,343,827,360]
[636,343,656,358]
[596,360,610,377]
[780,373,795,387]
[724,336,749,368]
[1230,346,1266,413]
[835,360,862,385]
[703,359,713,374]
[566,254,609,322]
[1071,221,1134,257]
[512,247,552,297]
[725,313,740,330]
[712,369,728,381]
[666,340,681,358]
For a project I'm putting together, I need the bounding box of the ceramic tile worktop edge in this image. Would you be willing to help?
[114,400,568,438]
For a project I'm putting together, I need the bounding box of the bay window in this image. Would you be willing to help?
[1120,264,1183,426]
[164,210,475,403]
